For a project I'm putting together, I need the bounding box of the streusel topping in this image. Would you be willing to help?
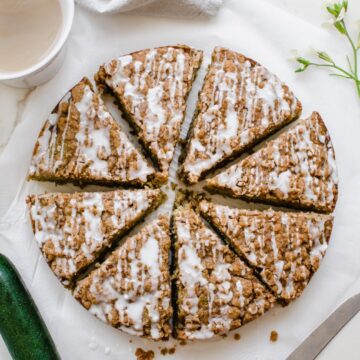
[207,112,338,213]
[29,78,154,185]
[179,46,301,184]
[200,200,333,302]
[27,189,163,285]
[96,46,203,179]
[173,205,274,340]
[74,215,172,340]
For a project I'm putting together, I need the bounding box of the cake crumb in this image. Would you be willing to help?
[160,346,176,356]
[171,182,178,191]
[179,340,187,346]
[135,348,155,360]
[270,330,278,342]
[129,339,133,343]
[234,333,241,341]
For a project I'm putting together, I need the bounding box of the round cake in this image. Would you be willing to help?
[26,45,338,341]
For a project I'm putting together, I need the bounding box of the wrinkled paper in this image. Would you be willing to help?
[1,1,360,359]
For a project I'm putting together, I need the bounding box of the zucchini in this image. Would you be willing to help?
[0,254,60,360]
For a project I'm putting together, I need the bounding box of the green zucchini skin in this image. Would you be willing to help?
[0,254,60,360]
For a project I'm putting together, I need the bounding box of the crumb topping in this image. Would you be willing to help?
[207,112,338,213]
[28,78,154,185]
[97,46,203,176]
[173,205,274,340]
[180,46,301,184]
[27,189,163,285]
[74,215,172,340]
[200,200,333,302]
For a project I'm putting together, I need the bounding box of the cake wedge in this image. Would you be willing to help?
[178,46,302,184]
[206,112,338,213]
[27,189,165,287]
[28,77,154,187]
[172,205,275,340]
[95,45,203,181]
[199,200,333,303]
[74,215,172,340]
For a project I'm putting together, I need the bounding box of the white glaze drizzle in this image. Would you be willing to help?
[75,217,170,340]
[175,212,233,339]
[200,201,332,300]
[28,189,159,281]
[210,113,338,212]
[103,47,193,172]
[174,207,270,339]
[182,46,299,182]
[29,83,153,183]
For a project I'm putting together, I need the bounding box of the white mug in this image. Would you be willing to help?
[0,0,74,88]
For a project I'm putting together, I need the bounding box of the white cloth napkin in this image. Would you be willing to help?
[75,0,223,16]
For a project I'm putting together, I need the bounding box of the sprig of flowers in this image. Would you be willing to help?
[295,0,360,97]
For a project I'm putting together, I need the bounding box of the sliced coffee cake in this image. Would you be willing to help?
[172,205,275,340]
[95,45,203,181]
[206,112,338,213]
[74,215,172,340]
[27,189,165,286]
[199,200,333,303]
[178,46,302,184]
[28,77,154,186]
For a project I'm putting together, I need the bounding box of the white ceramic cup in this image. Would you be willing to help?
[0,0,74,88]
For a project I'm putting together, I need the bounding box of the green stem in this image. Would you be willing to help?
[307,62,357,80]
[343,21,360,97]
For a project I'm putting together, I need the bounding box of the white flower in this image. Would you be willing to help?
[356,20,360,30]
[307,47,320,57]
[322,18,335,28]
[336,7,346,22]
[287,49,300,62]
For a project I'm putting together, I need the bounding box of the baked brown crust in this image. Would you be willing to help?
[26,189,165,286]
[28,78,154,187]
[178,46,302,185]
[73,215,172,340]
[199,200,333,303]
[95,45,203,181]
[172,205,275,340]
[206,112,338,213]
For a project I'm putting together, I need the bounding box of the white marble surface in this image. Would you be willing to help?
[1,0,360,359]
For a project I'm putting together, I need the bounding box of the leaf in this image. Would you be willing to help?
[294,59,311,73]
[296,57,310,66]
[329,73,352,79]
[346,55,354,74]
[334,21,346,34]
[317,51,333,63]
[326,6,338,17]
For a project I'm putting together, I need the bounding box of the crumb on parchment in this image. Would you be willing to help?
[160,346,176,356]
[135,348,155,360]
[270,330,278,342]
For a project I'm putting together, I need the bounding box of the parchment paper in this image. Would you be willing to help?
[1,1,360,359]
